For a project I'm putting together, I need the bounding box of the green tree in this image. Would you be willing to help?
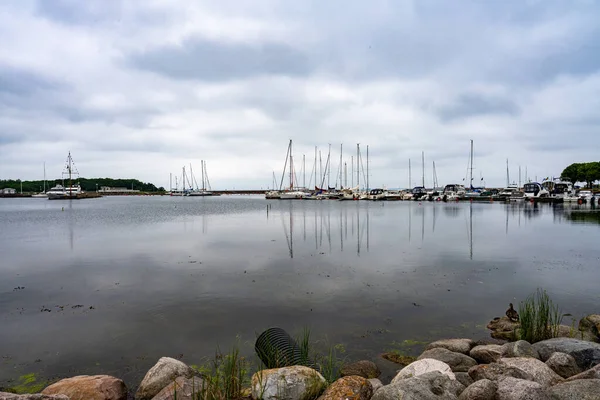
[561,162,600,188]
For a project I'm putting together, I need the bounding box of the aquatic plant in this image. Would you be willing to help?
[518,288,562,343]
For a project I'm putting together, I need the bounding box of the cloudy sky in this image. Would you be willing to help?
[1,0,599,190]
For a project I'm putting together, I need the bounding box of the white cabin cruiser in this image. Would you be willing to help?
[523,182,549,199]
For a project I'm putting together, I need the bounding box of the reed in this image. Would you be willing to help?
[191,343,249,400]
[518,288,562,343]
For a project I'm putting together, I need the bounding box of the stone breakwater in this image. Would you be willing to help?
[2,315,600,400]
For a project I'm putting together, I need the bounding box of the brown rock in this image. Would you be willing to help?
[418,348,478,372]
[487,317,519,341]
[498,357,563,386]
[42,375,126,400]
[136,357,196,400]
[546,352,582,379]
[468,363,533,382]
[150,376,204,400]
[578,314,600,337]
[470,345,504,364]
[458,379,497,400]
[566,364,600,381]
[425,339,475,355]
[320,376,372,400]
[340,360,381,379]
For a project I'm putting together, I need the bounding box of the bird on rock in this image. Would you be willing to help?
[506,303,519,322]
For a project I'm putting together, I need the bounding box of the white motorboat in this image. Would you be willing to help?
[523,182,549,199]
[365,188,386,201]
[265,190,281,199]
[279,190,306,200]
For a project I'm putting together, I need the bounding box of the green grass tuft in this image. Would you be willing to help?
[518,288,563,343]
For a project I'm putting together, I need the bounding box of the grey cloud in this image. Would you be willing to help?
[0,65,64,95]
[127,38,312,82]
[35,0,122,25]
[436,93,520,122]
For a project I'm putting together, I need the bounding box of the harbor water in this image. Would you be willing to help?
[0,196,599,387]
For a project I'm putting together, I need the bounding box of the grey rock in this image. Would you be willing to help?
[566,364,600,381]
[502,340,540,359]
[150,376,204,400]
[469,345,504,364]
[340,360,381,379]
[499,358,563,386]
[0,394,69,400]
[425,339,475,355]
[546,379,600,399]
[392,359,456,383]
[368,378,383,393]
[495,377,550,400]
[578,314,600,338]
[372,371,463,400]
[458,379,496,400]
[320,376,373,400]
[556,325,598,343]
[455,372,474,388]
[532,338,600,369]
[545,352,582,379]
[468,363,534,382]
[418,348,478,372]
[135,357,196,400]
[251,365,326,400]
[487,317,520,341]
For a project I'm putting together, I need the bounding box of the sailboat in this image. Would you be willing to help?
[464,140,482,197]
[32,162,48,198]
[47,152,84,200]
[188,160,220,196]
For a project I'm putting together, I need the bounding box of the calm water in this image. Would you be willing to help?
[1,196,599,387]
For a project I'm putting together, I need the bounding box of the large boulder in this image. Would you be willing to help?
[556,325,598,343]
[495,377,550,400]
[150,376,204,400]
[135,357,196,400]
[0,394,69,400]
[418,348,477,372]
[468,363,533,382]
[319,376,372,400]
[546,379,600,399]
[469,345,504,364]
[251,366,326,400]
[487,317,519,341]
[41,375,127,400]
[545,352,582,379]
[340,360,381,379]
[425,339,475,355]
[372,371,464,400]
[458,379,496,400]
[566,364,600,381]
[392,359,456,383]
[502,340,540,359]
[532,338,600,369]
[499,358,563,386]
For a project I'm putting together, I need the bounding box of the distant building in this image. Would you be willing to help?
[0,188,17,194]
[98,186,140,194]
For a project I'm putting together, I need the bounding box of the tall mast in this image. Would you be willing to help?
[356,144,360,191]
[351,156,354,188]
[409,158,411,189]
[327,143,331,188]
[433,161,437,188]
[366,145,369,191]
[43,162,46,193]
[313,146,317,188]
[421,151,425,188]
[170,173,172,191]
[201,160,205,190]
[290,140,294,190]
[469,139,474,189]
[339,144,343,189]
[319,150,322,187]
[519,165,522,188]
[303,154,306,189]
[344,162,347,187]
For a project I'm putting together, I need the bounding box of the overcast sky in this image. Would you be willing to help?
[1,0,599,189]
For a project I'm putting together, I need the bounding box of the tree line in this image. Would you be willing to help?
[0,178,164,193]
[561,162,600,188]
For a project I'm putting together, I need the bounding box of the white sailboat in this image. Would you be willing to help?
[188,160,220,196]
[32,162,48,198]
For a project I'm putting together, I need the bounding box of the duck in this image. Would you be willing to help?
[506,303,519,322]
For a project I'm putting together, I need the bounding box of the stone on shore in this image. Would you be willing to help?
[556,325,598,343]
[487,317,519,341]
[498,358,563,386]
[455,372,474,388]
[566,364,600,381]
[495,377,549,400]
[150,376,204,400]
[368,378,383,393]
[532,338,600,369]
[340,360,381,379]
[468,363,533,382]
[0,394,69,400]
[425,339,475,355]
[501,340,540,359]
[373,371,464,400]
[418,348,478,372]
[41,375,127,400]
[458,379,496,400]
[251,366,326,400]
[391,359,456,383]
[469,345,504,364]
[319,376,372,400]
[546,379,600,399]
[578,315,600,338]
[135,357,196,400]
[545,352,582,379]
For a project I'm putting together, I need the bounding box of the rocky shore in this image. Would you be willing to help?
[2,314,600,400]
